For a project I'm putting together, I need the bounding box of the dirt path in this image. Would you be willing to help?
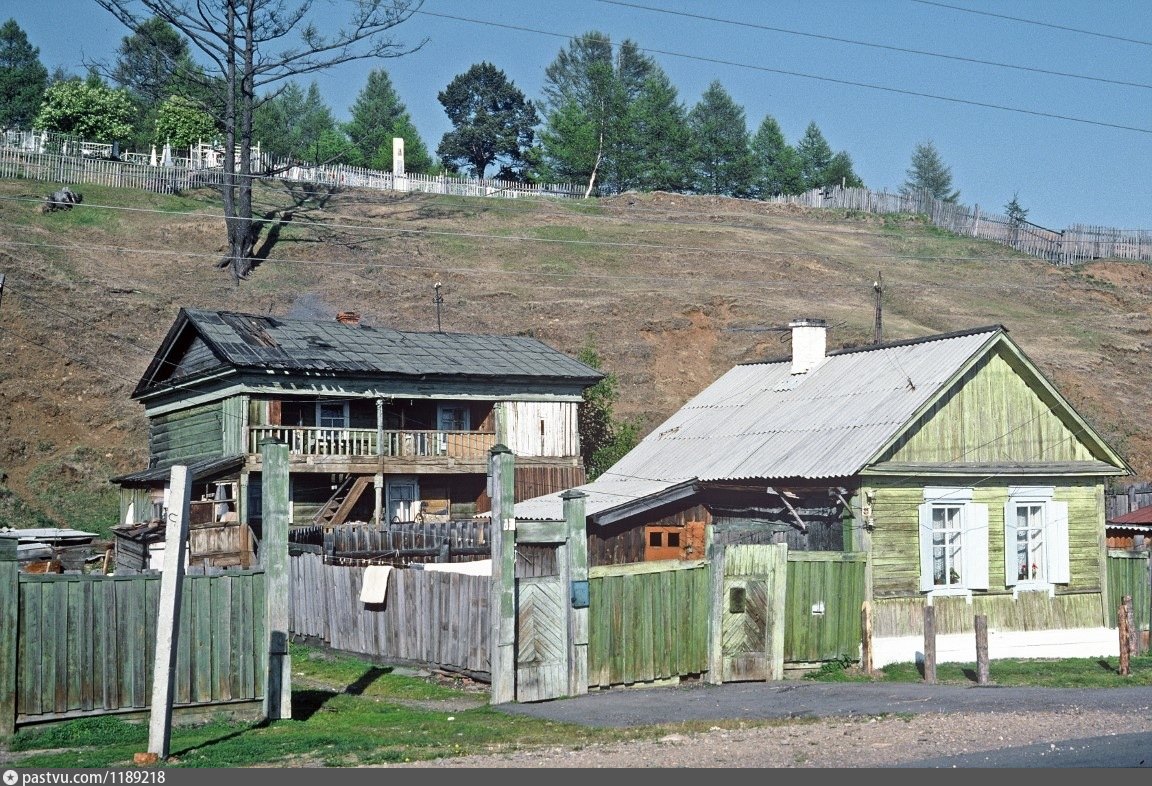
[382,708,1152,768]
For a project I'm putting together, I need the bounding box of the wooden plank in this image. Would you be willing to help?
[213,577,232,700]
[193,577,213,702]
[18,578,42,719]
[66,580,82,713]
[175,579,192,706]
[101,580,119,710]
[78,579,94,712]
[637,572,655,683]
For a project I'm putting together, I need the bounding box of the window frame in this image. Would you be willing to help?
[918,487,989,599]
[1003,486,1069,595]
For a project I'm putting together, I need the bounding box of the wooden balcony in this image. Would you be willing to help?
[248,427,496,460]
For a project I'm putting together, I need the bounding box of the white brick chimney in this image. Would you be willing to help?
[789,317,828,375]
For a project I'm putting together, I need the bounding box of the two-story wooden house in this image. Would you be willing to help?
[112,308,603,536]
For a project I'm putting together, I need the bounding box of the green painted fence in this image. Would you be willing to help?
[784,552,867,663]
[1106,550,1150,632]
[587,560,710,688]
[11,570,265,727]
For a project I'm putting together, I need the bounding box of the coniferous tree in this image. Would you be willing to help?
[436,62,538,180]
[750,114,804,197]
[795,121,833,190]
[627,70,691,192]
[902,140,959,202]
[0,19,49,128]
[686,81,753,196]
[344,68,432,173]
[823,151,864,189]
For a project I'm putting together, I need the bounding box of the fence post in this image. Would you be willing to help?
[563,489,589,697]
[860,601,873,677]
[261,438,292,719]
[1119,595,1132,677]
[0,536,17,739]
[488,444,516,704]
[974,615,989,685]
[145,464,191,762]
[922,604,937,684]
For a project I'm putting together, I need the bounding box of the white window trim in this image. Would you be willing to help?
[1004,486,1067,597]
[918,486,989,600]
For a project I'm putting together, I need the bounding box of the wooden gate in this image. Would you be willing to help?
[710,543,787,682]
[514,544,568,703]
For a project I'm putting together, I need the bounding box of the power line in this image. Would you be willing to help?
[910,0,1152,47]
[416,10,1152,135]
[596,0,1152,90]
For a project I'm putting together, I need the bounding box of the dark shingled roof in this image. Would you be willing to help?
[137,309,604,394]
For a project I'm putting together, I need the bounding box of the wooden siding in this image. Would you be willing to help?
[868,478,1105,599]
[288,550,490,675]
[784,552,867,663]
[222,395,248,455]
[170,336,224,382]
[884,350,1097,465]
[514,465,585,505]
[587,504,711,567]
[15,571,264,724]
[872,592,1106,638]
[500,401,579,457]
[587,561,710,688]
[149,401,224,466]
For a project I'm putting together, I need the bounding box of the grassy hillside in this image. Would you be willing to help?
[0,178,1149,534]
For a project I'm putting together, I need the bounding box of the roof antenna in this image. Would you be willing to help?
[873,271,883,345]
[433,281,443,333]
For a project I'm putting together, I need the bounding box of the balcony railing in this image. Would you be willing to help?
[249,427,496,459]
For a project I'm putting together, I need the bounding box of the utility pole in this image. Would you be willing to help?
[433,281,443,332]
[873,271,883,344]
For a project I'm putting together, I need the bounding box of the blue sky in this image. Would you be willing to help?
[11,0,1152,230]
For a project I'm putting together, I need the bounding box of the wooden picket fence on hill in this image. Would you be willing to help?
[1,128,1146,263]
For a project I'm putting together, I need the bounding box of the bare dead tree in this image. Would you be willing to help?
[93,0,425,283]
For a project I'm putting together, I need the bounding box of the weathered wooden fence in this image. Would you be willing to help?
[586,560,710,688]
[4,566,264,731]
[288,548,490,677]
[1106,550,1150,634]
[320,520,490,564]
[768,186,1151,265]
[1106,483,1152,520]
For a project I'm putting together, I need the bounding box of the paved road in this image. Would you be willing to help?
[495,681,1152,767]
[496,680,1152,728]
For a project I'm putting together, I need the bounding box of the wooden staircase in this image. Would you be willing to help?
[312,475,374,527]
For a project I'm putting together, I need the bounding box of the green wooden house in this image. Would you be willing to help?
[516,318,1131,668]
[112,308,602,541]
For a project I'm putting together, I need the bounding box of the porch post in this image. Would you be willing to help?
[488,444,516,704]
[563,490,589,696]
[261,438,292,720]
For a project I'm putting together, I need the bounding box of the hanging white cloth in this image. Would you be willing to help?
[359,564,392,603]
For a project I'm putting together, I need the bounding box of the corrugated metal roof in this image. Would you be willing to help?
[179,309,602,383]
[604,328,999,483]
[513,478,690,521]
[110,454,246,485]
[514,327,1005,523]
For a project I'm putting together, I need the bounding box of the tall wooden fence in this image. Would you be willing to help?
[288,548,489,677]
[319,520,490,565]
[1106,550,1150,634]
[6,568,264,730]
[586,560,710,688]
[784,552,867,663]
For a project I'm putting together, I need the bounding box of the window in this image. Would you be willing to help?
[316,401,348,428]
[918,487,989,595]
[437,404,470,431]
[1004,487,1069,589]
[649,531,663,547]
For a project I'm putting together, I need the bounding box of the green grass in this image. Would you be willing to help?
[6,643,661,769]
[807,653,1152,687]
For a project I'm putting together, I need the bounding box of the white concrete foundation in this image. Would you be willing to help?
[870,627,1120,668]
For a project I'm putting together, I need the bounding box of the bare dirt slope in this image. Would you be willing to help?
[1,180,1149,531]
